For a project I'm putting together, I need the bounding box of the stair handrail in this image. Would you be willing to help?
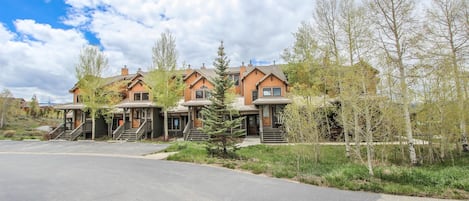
[183,118,192,141]
[70,122,85,141]
[135,119,149,141]
[51,123,65,140]
[113,123,125,140]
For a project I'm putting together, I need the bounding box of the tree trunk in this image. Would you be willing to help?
[0,111,4,129]
[91,111,96,140]
[399,67,417,164]
[164,110,169,141]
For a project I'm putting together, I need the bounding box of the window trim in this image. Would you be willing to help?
[252,90,258,101]
[262,87,282,97]
[167,117,181,130]
[133,92,149,101]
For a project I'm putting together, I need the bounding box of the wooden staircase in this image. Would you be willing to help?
[55,130,71,140]
[186,128,209,142]
[262,127,287,143]
[117,128,138,142]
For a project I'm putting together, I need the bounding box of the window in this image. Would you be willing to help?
[263,88,272,96]
[230,74,240,86]
[252,90,258,101]
[195,86,211,99]
[133,92,149,101]
[262,87,282,97]
[134,93,141,101]
[167,117,181,130]
[263,105,269,117]
[142,93,149,100]
[76,95,83,103]
[273,88,281,96]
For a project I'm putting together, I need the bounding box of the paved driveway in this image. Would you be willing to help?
[0,141,455,201]
[0,140,168,156]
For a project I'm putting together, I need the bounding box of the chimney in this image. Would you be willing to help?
[240,61,246,76]
[121,65,129,76]
[248,60,253,67]
[201,63,206,69]
[239,62,246,95]
[185,64,193,76]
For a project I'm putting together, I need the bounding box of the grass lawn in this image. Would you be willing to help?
[165,142,469,199]
[0,115,61,140]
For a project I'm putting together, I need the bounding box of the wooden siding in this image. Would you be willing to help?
[243,69,266,105]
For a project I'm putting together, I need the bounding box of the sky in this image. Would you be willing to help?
[0,0,314,103]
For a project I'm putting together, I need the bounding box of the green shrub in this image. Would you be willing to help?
[240,163,268,174]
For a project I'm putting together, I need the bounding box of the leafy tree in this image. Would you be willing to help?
[425,0,469,152]
[75,45,108,140]
[200,41,245,157]
[0,89,14,128]
[29,94,40,118]
[370,0,419,165]
[146,30,184,141]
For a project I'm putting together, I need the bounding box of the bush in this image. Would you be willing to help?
[3,130,16,138]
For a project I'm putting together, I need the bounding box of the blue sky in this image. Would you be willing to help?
[0,0,314,103]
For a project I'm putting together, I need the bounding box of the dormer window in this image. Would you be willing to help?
[134,92,149,101]
[263,87,281,97]
[195,86,211,99]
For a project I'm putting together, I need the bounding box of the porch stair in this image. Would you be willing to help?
[262,127,287,143]
[186,128,209,142]
[118,128,138,142]
[55,130,71,140]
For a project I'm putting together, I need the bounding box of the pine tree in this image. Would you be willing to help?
[200,41,245,157]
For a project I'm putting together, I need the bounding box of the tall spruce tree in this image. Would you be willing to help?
[200,41,244,157]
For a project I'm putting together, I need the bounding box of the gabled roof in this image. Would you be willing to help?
[69,73,135,93]
[241,65,287,82]
[184,67,242,81]
[189,76,214,88]
[255,72,288,86]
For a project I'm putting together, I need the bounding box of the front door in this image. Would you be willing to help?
[247,115,259,135]
[132,109,143,128]
[194,107,203,128]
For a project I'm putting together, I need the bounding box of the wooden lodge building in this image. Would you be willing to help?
[52,63,291,143]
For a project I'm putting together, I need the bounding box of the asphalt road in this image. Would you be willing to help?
[0,141,455,201]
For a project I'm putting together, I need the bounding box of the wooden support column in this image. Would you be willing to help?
[259,106,263,143]
[122,108,127,129]
[63,109,67,131]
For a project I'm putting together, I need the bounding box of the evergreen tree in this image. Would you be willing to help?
[200,41,245,157]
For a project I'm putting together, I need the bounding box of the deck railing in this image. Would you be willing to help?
[136,119,150,141]
[50,123,65,140]
[112,122,126,140]
[70,122,85,141]
[183,119,191,141]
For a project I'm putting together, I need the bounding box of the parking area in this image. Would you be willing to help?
[0,140,169,156]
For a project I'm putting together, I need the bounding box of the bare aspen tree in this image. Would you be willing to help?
[425,0,469,152]
[370,0,419,165]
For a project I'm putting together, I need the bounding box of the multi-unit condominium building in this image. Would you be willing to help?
[52,63,291,143]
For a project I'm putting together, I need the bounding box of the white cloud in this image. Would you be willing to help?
[0,20,88,103]
[1,0,314,103]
